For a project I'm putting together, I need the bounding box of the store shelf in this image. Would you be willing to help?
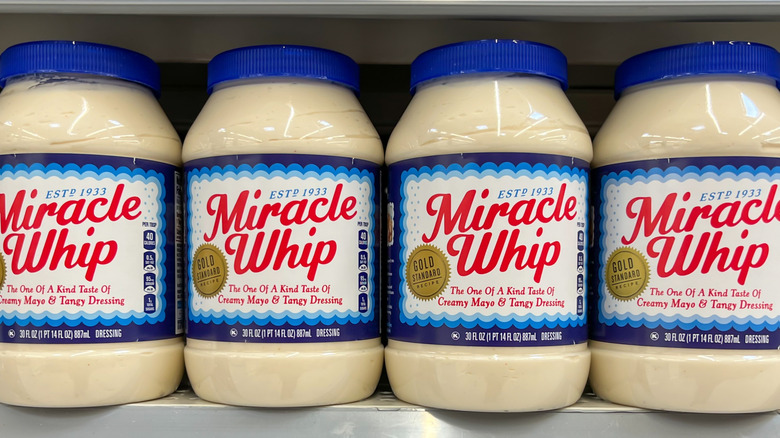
[0,2,779,437]
[2,1,780,20]
[0,15,780,65]
[0,2,778,64]
[0,388,778,437]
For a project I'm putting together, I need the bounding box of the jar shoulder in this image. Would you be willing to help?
[593,81,780,166]
[386,78,592,164]
[182,82,382,164]
[0,82,181,164]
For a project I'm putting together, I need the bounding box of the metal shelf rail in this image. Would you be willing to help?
[2,0,780,19]
[0,389,778,437]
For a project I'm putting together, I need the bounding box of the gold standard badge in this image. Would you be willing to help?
[192,243,228,298]
[405,244,450,300]
[605,247,650,301]
[0,254,5,292]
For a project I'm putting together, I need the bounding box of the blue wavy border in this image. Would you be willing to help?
[187,162,376,325]
[597,163,780,331]
[0,162,169,326]
[190,309,372,326]
[187,162,375,184]
[398,161,588,328]
[602,164,780,185]
[399,312,585,329]
[599,311,780,331]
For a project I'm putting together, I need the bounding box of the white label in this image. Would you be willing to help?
[0,156,178,343]
[388,154,588,348]
[186,157,378,342]
[594,158,780,348]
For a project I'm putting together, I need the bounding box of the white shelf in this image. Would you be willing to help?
[1,389,778,437]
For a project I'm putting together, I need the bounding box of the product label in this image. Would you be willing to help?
[186,154,379,343]
[387,153,588,347]
[591,157,780,349]
[0,154,182,344]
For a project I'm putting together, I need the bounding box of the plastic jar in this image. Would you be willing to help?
[183,45,384,407]
[384,39,592,412]
[0,41,184,407]
[590,41,780,413]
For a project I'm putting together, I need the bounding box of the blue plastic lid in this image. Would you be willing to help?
[615,41,780,98]
[410,39,569,92]
[207,45,359,94]
[0,40,161,94]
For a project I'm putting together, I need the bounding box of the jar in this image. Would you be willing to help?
[590,41,780,413]
[384,39,592,412]
[183,45,384,407]
[0,40,184,407]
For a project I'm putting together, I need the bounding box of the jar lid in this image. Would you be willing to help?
[207,45,359,94]
[0,40,161,94]
[410,39,569,92]
[615,41,780,97]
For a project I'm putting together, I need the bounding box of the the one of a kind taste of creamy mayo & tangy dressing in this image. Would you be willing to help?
[183,45,384,407]
[590,41,780,413]
[384,39,593,412]
[0,41,185,407]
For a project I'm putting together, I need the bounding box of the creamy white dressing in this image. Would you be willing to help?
[0,74,184,408]
[591,75,780,413]
[385,72,592,412]
[183,77,384,407]
[182,79,382,163]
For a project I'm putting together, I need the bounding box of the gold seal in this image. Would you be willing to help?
[192,243,228,298]
[405,244,450,300]
[605,247,650,301]
[0,254,5,293]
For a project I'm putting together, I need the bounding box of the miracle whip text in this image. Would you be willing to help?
[422,183,577,281]
[201,183,356,282]
[2,184,141,283]
[619,183,777,286]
